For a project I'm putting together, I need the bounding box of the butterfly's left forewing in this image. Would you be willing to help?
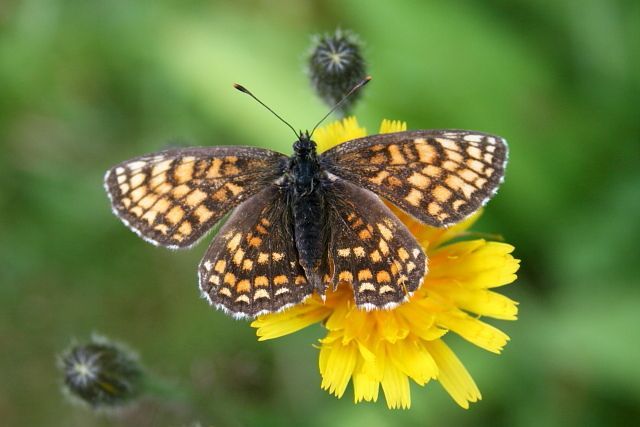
[104,146,286,248]
[320,130,507,227]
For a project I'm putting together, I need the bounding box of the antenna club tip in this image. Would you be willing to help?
[355,76,372,89]
[233,83,249,93]
[357,76,372,87]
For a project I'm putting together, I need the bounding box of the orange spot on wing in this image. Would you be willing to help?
[186,189,207,207]
[358,229,372,240]
[273,275,288,285]
[405,188,423,207]
[178,221,192,236]
[408,172,430,189]
[236,280,251,293]
[255,276,269,287]
[387,144,406,164]
[433,186,452,202]
[376,270,391,283]
[338,271,354,282]
[358,269,373,281]
[174,157,195,183]
[223,272,236,286]
[415,142,437,163]
[206,158,223,178]
[166,206,185,224]
[194,205,213,223]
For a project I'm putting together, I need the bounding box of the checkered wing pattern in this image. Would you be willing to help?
[104,147,286,249]
[325,178,427,309]
[320,130,508,227]
[198,185,312,318]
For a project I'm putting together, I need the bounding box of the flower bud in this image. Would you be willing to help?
[58,335,142,409]
[308,29,367,116]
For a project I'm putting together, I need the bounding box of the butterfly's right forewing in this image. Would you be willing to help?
[104,146,286,249]
[320,130,507,227]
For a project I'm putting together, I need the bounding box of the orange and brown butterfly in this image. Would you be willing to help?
[104,124,507,319]
[105,79,507,318]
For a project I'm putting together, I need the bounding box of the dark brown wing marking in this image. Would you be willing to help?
[324,178,427,309]
[320,130,507,227]
[198,185,313,318]
[104,146,286,248]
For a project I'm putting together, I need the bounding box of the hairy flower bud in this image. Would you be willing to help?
[308,29,367,116]
[58,335,142,409]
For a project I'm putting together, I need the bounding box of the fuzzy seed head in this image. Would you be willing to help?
[308,29,367,116]
[59,335,142,409]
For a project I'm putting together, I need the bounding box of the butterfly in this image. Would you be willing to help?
[104,125,508,319]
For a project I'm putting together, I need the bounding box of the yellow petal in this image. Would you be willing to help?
[357,339,385,381]
[252,303,331,341]
[379,119,407,134]
[314,117,367,152]
[356,340,377,363]
[319,339,358,398]
[324,296,352,332]
[374,310,410,343]
[381,349,411,409]
[341,306,373,343]
[319,335,330,374]
[387,339,438,385]
[435,311,510,354]
[353,355,381,403]
[396,302,444,341]
[428,241,519,289]
[445,288,519,320]
[426,339,481,408]
[353,373,380,403]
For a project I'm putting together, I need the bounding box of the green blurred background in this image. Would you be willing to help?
[1,0,639,426]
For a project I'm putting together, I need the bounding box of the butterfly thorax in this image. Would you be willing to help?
[288,134,327,291]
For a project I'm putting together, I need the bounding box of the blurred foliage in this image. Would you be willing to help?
[1,0,639,426]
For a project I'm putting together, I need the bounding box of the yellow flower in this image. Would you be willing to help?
[251,118,520,409]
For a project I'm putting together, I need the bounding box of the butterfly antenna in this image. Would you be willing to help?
[233,83,299,138]
[309,76,372,138]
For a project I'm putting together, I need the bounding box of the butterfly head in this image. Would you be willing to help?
[293,131,317,157]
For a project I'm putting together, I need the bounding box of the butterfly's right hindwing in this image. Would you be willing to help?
[104,146,287,249]
[324,178,427,309]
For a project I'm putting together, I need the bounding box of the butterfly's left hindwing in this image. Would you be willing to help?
[198,185,313,318]
[104,146,286,249]
[320,130,507,227]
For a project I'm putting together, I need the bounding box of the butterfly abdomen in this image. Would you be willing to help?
[292,189,326,289]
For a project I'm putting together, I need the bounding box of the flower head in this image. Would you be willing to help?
[252,118,520,409]
[308,29,367,116]
[58,334,142,409]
